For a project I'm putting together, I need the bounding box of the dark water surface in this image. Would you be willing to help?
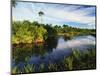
[12,35,96,71]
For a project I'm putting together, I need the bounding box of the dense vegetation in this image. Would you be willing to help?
[12,1,96,74]
[12,20,96,74]
[12,48,96,74]
[12,21,47,44]
[12,20,96,44]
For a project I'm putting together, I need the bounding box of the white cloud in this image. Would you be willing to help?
[44,6,95,26]
[13,2,96,29]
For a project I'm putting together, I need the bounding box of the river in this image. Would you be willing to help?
[12,35,96,72]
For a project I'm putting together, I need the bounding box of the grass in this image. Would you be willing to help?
[12,48,96,74]
[64,56,73,70]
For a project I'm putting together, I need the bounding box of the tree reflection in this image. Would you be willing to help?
[45,37,58,53]
[12,37,58,65]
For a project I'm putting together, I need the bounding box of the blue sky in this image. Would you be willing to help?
[12,2,96,29]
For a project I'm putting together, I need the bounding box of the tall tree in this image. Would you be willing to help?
[38,11,44,24]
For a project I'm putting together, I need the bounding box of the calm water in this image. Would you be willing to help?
[12,35,96,71]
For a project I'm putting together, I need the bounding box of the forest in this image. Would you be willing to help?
[12,20,96,44]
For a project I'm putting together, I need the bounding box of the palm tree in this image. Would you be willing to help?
[38,11,44,24]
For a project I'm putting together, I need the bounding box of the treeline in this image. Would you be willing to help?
[53,24,95,36]
[53,24,96,39]
[12,20,57,44]
[12,20,96,44]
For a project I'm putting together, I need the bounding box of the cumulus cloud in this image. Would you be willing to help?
[12,2,96,29]
[43,4,95,27]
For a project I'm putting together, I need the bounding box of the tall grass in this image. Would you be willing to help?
[39,63,45,72]
[64,48,96,70]
[64,56,73,70]
[12,48,96,74]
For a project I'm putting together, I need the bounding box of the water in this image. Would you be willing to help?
[12,35,96,71]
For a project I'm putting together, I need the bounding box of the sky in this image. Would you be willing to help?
[12,1,96,29]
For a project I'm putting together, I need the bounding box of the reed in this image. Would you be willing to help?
[12,48,96,74]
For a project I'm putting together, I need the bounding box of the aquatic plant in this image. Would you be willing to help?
[24,64,35,73]
[12,48,96,74]
[48,63,58,71]
[12,66,18,74]
[64,56,73,70]
[39,63,45,72]
[72,49,81,60]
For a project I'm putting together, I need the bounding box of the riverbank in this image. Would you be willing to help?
[12,21,96,44]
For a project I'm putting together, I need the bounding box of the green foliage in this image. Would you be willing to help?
[12,48,96,74]
[39,63,45,72]
[12,20,95,44]
[54,24,96,40]
[44,24,57,37]
[38,11,44,16]
[63,48,96,71]
[12,20,96,74]
[24,64,35,73]
[72,49,81,60]
[48,63,58,71]
[12,64,35,74]
[64,56,73,70]
[12,21,47,44]
[12,66,18,74]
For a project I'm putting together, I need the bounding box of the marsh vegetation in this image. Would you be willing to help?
[11,1,96,74]
[12,21,96,74]
[12,20,96,44]
[12,48,96,74]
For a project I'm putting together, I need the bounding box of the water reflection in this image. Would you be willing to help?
[13,37,58,65]
[12,35,96,70]
[56,35,95,50]
[45,37,58,53]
